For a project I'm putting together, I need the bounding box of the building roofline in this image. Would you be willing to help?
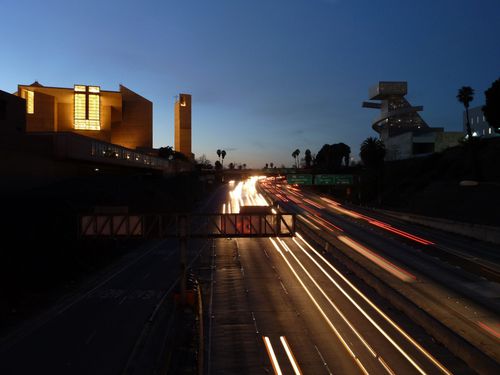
[17,83,120,94]
[119,84,152,103]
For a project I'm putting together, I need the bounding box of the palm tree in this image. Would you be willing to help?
[270,162,274,168]
[292,149,300,168]
[221,150,226,168]
[457,86,474,139]
[360,137,385,168]
[216,149,221,162]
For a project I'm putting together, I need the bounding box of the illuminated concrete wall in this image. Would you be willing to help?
[174,93,192,158]
[15,82,151,150]
[112,85,152,149]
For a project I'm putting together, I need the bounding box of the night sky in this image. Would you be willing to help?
[2,0,499,167]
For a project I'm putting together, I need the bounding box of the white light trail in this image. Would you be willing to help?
[337,235,416,283]
[263,336,283,375]
[277,239,378,359]
[268,238,370,375]
[280,336,303,375]
[295,233,452,375]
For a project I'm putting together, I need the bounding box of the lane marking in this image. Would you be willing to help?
[56,240,166,315]
[279,281,289,295]
[314,345,333,375]
[251,312,260,334]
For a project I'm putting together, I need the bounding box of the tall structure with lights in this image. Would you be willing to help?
[15,82,152,150]
[362,81,463,160]
[174,93,192,159]
[362,81,428,141]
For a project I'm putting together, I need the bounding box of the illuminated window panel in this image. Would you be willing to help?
[88,94,100,120]
[74,85,100,130]
[26,90,34,114]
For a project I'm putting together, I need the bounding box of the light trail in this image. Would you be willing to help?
[477,321,500,340]
[295,233,452,375]
[269,238,370,375]
[337,235,417,283]
[280,336,303,375]
[367,220,434,245]
[291,237,424,373]
[277,239,380,361]
[263,336,283,375]
[303,198,325,209]
[298,215,321,231]
[319,195,434,245]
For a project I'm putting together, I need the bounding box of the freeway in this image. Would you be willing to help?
[258,177,500,371]
[0,186,227,375]
[207,178,472,374]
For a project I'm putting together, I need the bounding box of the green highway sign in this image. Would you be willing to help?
[313,174,354,185]
[286,174,313,185]
[334,175,354,185]
[314,174,336,185]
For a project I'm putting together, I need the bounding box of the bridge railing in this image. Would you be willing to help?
[79,213,296,238]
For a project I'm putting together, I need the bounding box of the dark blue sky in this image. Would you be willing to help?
[2,0,499,167]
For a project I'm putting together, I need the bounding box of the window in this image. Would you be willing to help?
[74,85,100,130]
[477,116,480,124]
[471,117,474,124]
[23,90,34,114]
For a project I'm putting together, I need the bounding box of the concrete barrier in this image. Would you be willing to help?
[376,209,500,245]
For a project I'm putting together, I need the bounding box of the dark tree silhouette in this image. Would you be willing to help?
[305,149,312,168]
[228,162,235,170]
[360,137,385,168]
[315,143,350,172]
[270,162,274,168]
[264,163,269,169]
[483,78,500,134]
[196,154,212,169]
[159,146,188,161]
[216,149,221,162]
[221,150,226,168]
[292,149,300,168]
[457,86,474,139]
[214,160,222,170]
[159,146,174,159]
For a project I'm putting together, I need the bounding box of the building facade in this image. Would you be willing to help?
[16,82,152,150]
[363,81,463,160]
[464,106,495,137]
[174,93,192,159]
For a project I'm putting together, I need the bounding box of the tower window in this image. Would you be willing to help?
[23,90,34,114]
[74,85,100,130]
